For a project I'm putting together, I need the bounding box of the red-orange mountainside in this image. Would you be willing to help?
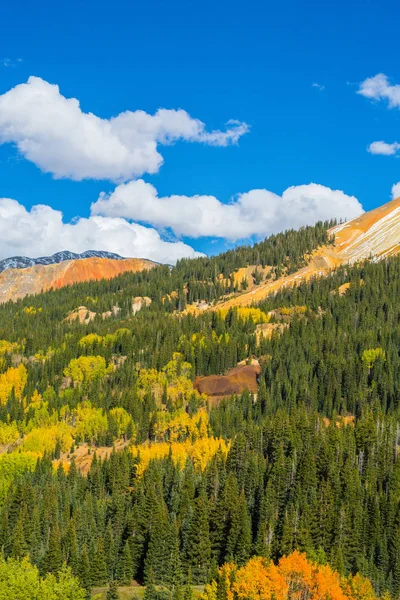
[0,257,156,303]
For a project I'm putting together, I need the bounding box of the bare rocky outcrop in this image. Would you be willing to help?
[194,363,261,401]
[132,296,152,315]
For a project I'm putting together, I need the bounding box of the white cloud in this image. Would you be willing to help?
[358,73,400,108]
[0,198,203,264]
[358,74,400,158]
[312,83,325,91]
[392,183,400,199]
[368,141,400,156]
[92,180,364,241]
[0,77,249,182]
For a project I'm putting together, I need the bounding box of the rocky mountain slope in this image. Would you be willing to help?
[0,256,156,303]
[216,196,400,309]
[0,250,124,274]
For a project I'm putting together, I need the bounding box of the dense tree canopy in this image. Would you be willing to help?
[0,221,398,597]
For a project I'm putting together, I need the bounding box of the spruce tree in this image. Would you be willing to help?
[79,544,92,596]
[106,580,120,600]
[42,524,63,574]
[10,513,28,559]
[91,536,108,586]
[185,489,211,584]
[116,540,132,586]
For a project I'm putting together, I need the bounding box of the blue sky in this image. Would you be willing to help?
[0,0,400,262]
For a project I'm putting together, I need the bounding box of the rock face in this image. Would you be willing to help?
[0,257,157,303]
[132,296,152,315]
[0,250,125,274]
[194,363,261,400]
[217,196,400,310]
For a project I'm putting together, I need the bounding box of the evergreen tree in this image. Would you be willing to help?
[185,489,211,584]
[106,580,120,600]
[91,536,108,586]
[116,540,132,586]
[42,524,63,574]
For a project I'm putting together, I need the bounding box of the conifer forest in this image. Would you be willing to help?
[1,222,400,599]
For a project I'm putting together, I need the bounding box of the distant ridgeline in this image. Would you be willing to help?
[1,219,399,598]
[0,250,124,273]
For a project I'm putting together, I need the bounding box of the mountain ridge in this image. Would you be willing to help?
[0,250,125,274]
[0,256,157,303]
[214,195,400,310]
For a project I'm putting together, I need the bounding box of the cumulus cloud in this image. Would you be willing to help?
[0,77,249,182]
[392,183,400,199]
[92,180,364,241]
[358,74,400,158]
[358,73,400,108]
[368,141,400,156]
[0,198,203,264]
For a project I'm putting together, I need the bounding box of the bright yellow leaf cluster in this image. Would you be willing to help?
[22,422,73,455]
[218,307,270,324]
[0,421,19,445]
[153,408,209,442]
[162,352,192,381]
[132,435,229,478]
[362,348,386,369]
[137,354,203,406]
[33,347,55,363]
[72,402,108,442]
[79,328,131,349]
[78,333,104,347]
[0,452,38,500]
[0,340,20,355]
[109,407,134,438]
[0,364,27,405]
[64,355,112,384]
[23,306,42,315]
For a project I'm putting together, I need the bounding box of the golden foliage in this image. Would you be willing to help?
[64,355,112,384]
[72,402,108,442]
[202,551,379,600]
[109,407,134,438]
[0,340,20,355]
[0,452,38,500]
[362,348,386,369]
[0,364,27,405]
[153,408,209,442]
[78,333,104,347]
[23,306,42,315]
[218,307,270,324]
[137,353,204,406]
[0,421,19,445]
[22,423,73,455]
[162,352,193,380]
[33,347,55,363]
[131,436,229,478]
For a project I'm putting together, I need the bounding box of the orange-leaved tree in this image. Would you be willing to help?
[202,551,380,600]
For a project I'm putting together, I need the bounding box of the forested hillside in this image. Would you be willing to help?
[0,220,399,598]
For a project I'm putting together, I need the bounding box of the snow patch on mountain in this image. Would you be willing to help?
[0,250,124,274]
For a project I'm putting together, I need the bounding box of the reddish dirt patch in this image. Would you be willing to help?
[194,363,261,400]
[58,439,129,474]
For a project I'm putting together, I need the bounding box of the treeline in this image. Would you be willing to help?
[0,220,333,344]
